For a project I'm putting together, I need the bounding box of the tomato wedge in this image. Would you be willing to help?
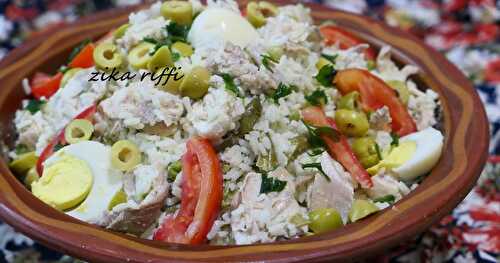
[154,137,223,244]
[31,72,63,99]
[302,106,373,188]
[485,58,500,84]
[36,104,97,176]
[319,25,376,60]
[69,43,95,68]
[334,69,417,136]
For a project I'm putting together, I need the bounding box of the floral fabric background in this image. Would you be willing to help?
[0,0,498,262]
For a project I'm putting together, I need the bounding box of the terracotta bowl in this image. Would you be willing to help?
[0,1,489,262]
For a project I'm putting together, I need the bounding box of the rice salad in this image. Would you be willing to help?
[8,0,444,245]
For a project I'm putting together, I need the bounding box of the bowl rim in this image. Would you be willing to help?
[0,1,489,262]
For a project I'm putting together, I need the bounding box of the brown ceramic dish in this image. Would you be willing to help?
[0,1,489,262]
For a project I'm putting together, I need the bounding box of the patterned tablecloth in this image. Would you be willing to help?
[0,0,498,262]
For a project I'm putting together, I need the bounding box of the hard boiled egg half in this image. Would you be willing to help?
[32,141,123,222]
[188,8,259,49]
[367,127,444,181]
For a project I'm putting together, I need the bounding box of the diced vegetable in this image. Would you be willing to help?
[348,199,379,222]
[69,43,95,68]
[308,208,343,234]
[30,72,63,99]
[110,140,142,172]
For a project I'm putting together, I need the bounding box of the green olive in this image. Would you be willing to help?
[161,1,193,25]
[246,1,278,28]
[167,160,182,183]
[64,119,94,144]
[349,199,379,222]
[267,46,283,61]
[239,98,262,136]
[337,91,360,110]
[308,208,343,234]
[128,42,155,70]
[316,57,333,70]
[147,46,174,72]
[111,140,142,172]
[9,151,38,175]
[387,80,410,105]
[61,68,82,88]
[108,188,127,210]
[113,23,130,39]
[179,66,210,99]
[335,109,369,137]
[155,67,184,94]
[351,137,380,168]
[93,42,123,70]
[171,42,193,57]
[24,167,39,190]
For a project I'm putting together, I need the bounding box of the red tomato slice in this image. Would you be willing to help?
[31,72,63,99]
[69,43,95,68]
[319,25,376,60]
[36,104,97,176]
[154,137,223,244]
[485,58,500,84]
[302,106,373,188]
[334,69,417,136]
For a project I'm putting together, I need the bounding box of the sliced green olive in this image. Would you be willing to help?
[337,91,360,110]
[155,67,184,94]
[246,1,278,28]
[108,188,127,210]
[93,42,123,70]
[128,42,155,70]
[161,1,193,25]
[64,119,94,145]
[167,160,182,183]
[308,208,343,234]
[113,23,130,39]
[147,46,174,72]
[179,66,210,99]
[9,151,38,175]
[267,46,283,61]
[61,68,82,88]
[24,167,39,190]
[111,140,142,172]
[349,199,379,222]
[238,98,262,136]
[351,137,380,168]
[316,57,333,70]
[171,42,193,57]
[335,109,369,137]
[387,80,410,105]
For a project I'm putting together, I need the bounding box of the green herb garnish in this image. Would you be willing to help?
[53,143,64,152]
[172,52,181,62]
[221,74,242,97]
[272,83,293,103]
[261,54,278,73]
[315,65,336,87]
[321,54,338,64]
[260,173,287,194]
[390,133,400,147]
[303,122,340,149]
[305,89,328,106]
[25,99,46,114]
[15,144,29,155]
[373,195,395,204]
[67,38,91,63]
[307,148,324,156]
[375,143,383,160]
[166,22,190,43]
[302,162,330,182]
[167,160,182,183]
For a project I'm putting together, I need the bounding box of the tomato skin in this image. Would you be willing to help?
[485,58,500,84]
[35,104,97,176]
[31,72,63,99]
[154,137,223,244]
[319,25,376,60]
[334,69,417,136]
[302,106,373,188]
[69,43,95,68]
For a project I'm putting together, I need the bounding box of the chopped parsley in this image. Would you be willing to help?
[25,99,46,114]
[15,144,29,155]
[321,54,338,64]
[261,54,278,72]
[373,195,396,204]
[272,83,293,103]
[260,173,287,194]
[172,52,181,62]
[315,65,337,87]
[305,89,328,106]
[167,160,182,183]
[143,37,170,56]
[307,148,324,157]
[375,143,383,160]
[67,38,91,63]
[302,162,330,182]
[221,74,242,97]
[303,121,341,149]
[166,22,190,43]
[390,133,400,147]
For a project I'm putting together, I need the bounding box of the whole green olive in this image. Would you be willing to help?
[308,208,343,234]
[147,46,174,72]
[337,91,360,110]
[93,42,123,70]
[179,66,210,99]
[171,42,193,57]
[161,1,193,25]
[387,80,410,105]
[335,109,369,137]
[348,199,379,222]
[246,1,278,28]
[128,42,155,70]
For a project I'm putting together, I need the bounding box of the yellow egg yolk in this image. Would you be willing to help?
[367,141,417,175]
[31,154,93,211]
